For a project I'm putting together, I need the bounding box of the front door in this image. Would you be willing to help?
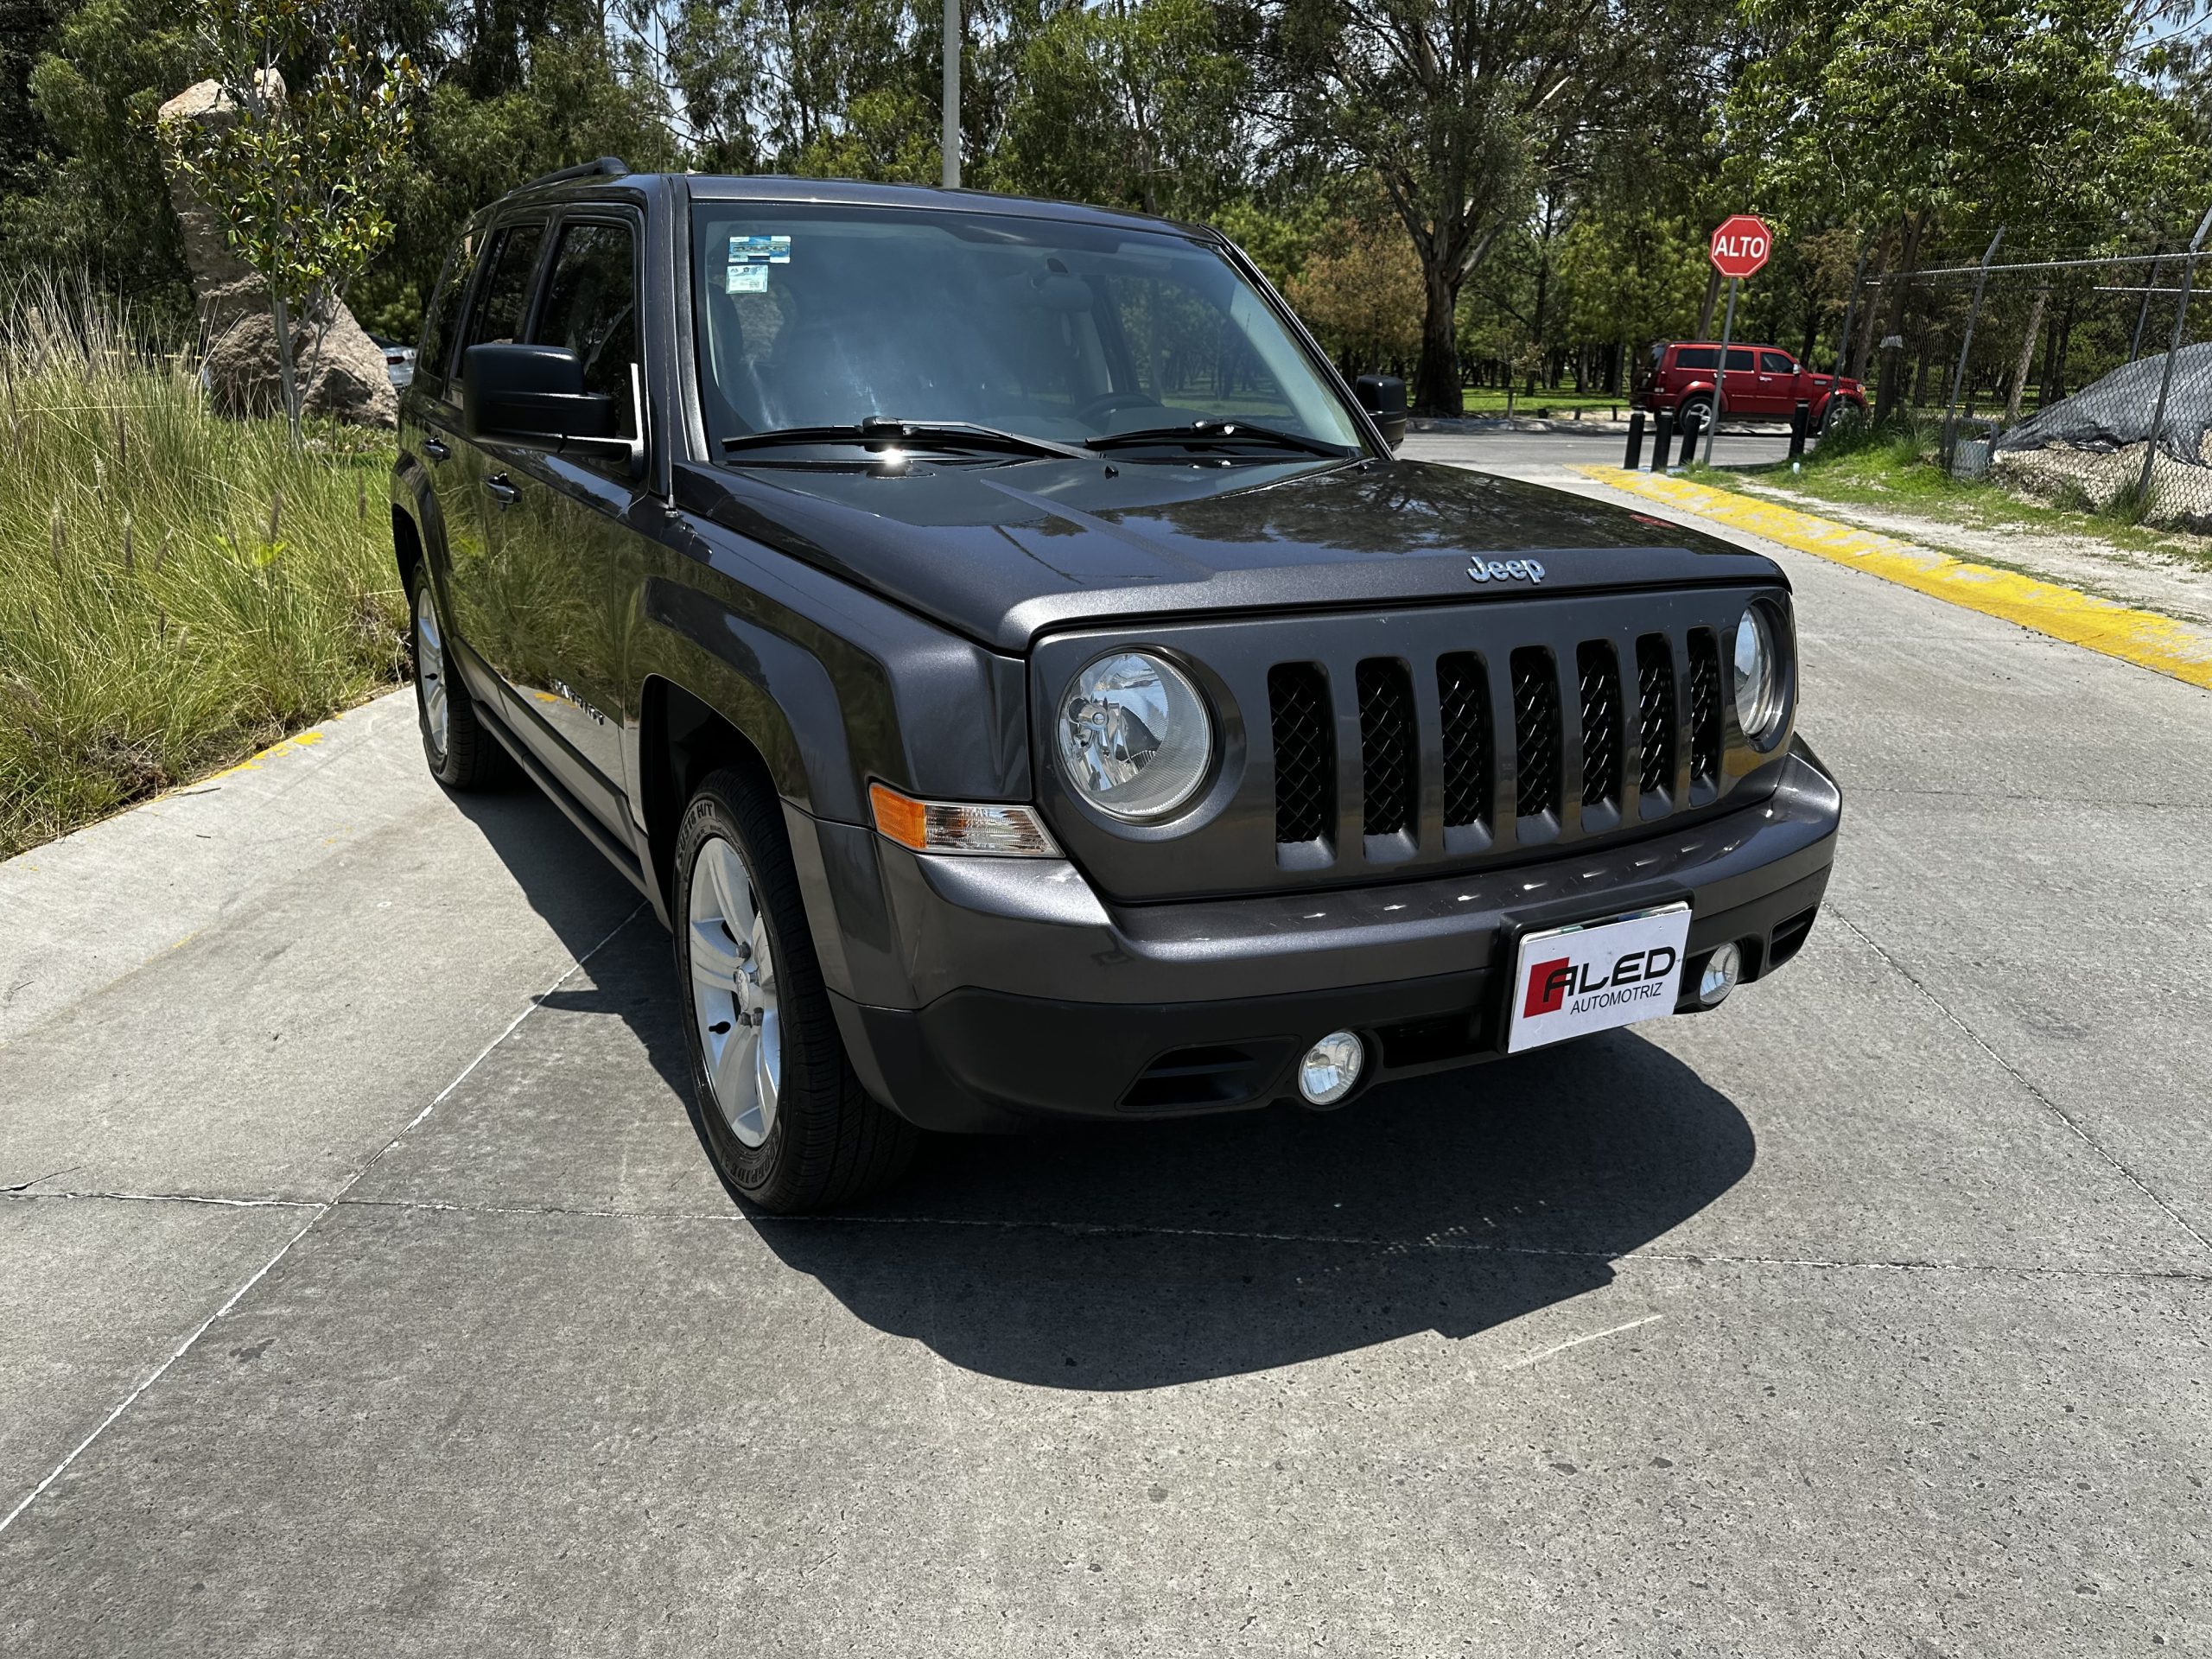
[1756,351,1801,417]
[493,212,650,818]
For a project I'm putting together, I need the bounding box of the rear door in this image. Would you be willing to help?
[442,214,550,701]
[1720,346,1764,418]
[407,232,479,643]
[492,207,651,821]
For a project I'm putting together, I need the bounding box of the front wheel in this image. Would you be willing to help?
[672,766,916,1213]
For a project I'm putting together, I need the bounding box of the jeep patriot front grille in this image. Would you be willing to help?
[1032,589,1783,901]
[1258,610,1744,870]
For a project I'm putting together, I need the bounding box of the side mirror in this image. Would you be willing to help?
[1355,373,1408,449]
[462,343,639,473]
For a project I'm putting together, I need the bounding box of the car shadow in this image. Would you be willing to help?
[760,1032,1753,1390]
[443,778,1757,1393]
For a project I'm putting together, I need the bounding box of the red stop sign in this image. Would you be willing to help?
[1709,215,1773,280]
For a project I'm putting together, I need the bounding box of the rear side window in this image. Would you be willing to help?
[1675,347,1718,371]
[416,234,479,389]
[531,220,640,439]
[464,222,546,350]
[1759,351,1796,373]
[1726,347,1756,371]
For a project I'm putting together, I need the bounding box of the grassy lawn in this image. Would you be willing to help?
[0,289,405,857]
[1709,425,2212,573]
[1457,386,1630,419]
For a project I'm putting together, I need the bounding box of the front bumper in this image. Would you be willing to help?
[790,740,1842,1133]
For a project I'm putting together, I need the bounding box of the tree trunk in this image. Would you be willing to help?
[1413,259,1461,415]
[2005,286,2048,424]
[1874,215,1923,423]
[270,289,302,448]
[1694,266,1722,338]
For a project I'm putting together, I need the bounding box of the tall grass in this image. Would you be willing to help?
[0,280,404,857]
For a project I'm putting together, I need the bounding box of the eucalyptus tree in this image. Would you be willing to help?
[1258,0,1713,412]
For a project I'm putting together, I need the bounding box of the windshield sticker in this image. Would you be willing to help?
[729,234,791,265]
[726,264,769,295]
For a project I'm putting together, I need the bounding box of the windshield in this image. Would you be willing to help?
[690,201,1367,456]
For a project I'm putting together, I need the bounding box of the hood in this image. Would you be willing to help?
[671,454,1782,652]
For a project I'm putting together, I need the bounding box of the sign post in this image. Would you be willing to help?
[1705,215,1773,466]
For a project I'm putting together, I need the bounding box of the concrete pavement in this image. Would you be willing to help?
[3,441,2209,1656]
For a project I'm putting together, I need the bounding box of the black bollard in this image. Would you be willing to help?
[1789,400,1810,460]
[1650,409,1673,471]
[1677,407,1702,468]
[1624,409,1646,470]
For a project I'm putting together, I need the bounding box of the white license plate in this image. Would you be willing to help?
[1506,903,1693,1054]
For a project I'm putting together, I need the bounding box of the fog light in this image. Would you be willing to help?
[1297,1030,1364,1106]
[1697,942,1743,1008]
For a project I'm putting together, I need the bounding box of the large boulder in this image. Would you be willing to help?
[157,76,397,429]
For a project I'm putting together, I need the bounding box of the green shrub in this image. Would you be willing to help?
[0,279,403,857]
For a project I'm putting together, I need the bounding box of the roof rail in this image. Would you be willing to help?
[517,156,630,192]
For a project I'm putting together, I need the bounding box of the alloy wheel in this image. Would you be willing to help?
[415,582,449,757]
[688,835,782,1147]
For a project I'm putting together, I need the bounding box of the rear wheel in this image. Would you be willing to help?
[409,566,505,790]
[1676,394,1713,440]
[672,766,917,1213]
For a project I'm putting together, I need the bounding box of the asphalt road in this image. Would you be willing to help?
[3,449,2209,1656]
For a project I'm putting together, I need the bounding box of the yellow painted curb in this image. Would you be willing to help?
[1577,465,2212,693]
[205,727,327,783]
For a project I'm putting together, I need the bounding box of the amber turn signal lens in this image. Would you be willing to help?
[869,783,929,849]
[868,783,1059,857]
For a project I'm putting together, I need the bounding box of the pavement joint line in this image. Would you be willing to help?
[300,1194,2212,1282]
[1576,464,2212,692]
[0,898,649,1541]
[0,1190,321,1209]
[1830,905,2212,1263]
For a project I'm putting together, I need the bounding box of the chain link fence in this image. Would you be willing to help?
[1841,217,2212,531]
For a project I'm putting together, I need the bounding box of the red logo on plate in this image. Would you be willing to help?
[1523,957,1573,1018]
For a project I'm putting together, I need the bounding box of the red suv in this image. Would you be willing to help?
[1643,342,1866,432]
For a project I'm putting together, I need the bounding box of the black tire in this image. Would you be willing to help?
[1822,397,1862,435]
[408,564,505,790]
[671,766,917,1213]
[1677,393,1713,436]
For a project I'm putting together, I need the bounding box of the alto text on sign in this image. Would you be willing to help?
[1709,215,1772,280]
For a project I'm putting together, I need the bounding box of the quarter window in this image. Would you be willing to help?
[1675,347,1718,371]
[416,234,478,388]
[531,221,641,439]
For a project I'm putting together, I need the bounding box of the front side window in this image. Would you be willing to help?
[465,221,545,351]
[532,220,640,438]
[1759,351,1796,374]
[690,202,1366,454]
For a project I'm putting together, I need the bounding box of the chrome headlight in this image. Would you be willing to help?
[1056,651,1213,821]
[1733,604,1786,741]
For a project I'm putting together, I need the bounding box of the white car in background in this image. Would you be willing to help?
[372,335,416,388]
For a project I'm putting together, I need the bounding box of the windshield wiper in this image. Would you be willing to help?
[722,416,1088,461]
[1083,419,1357,460]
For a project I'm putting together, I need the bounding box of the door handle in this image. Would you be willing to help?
[422,436,450,461]
[485,474,520,509]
